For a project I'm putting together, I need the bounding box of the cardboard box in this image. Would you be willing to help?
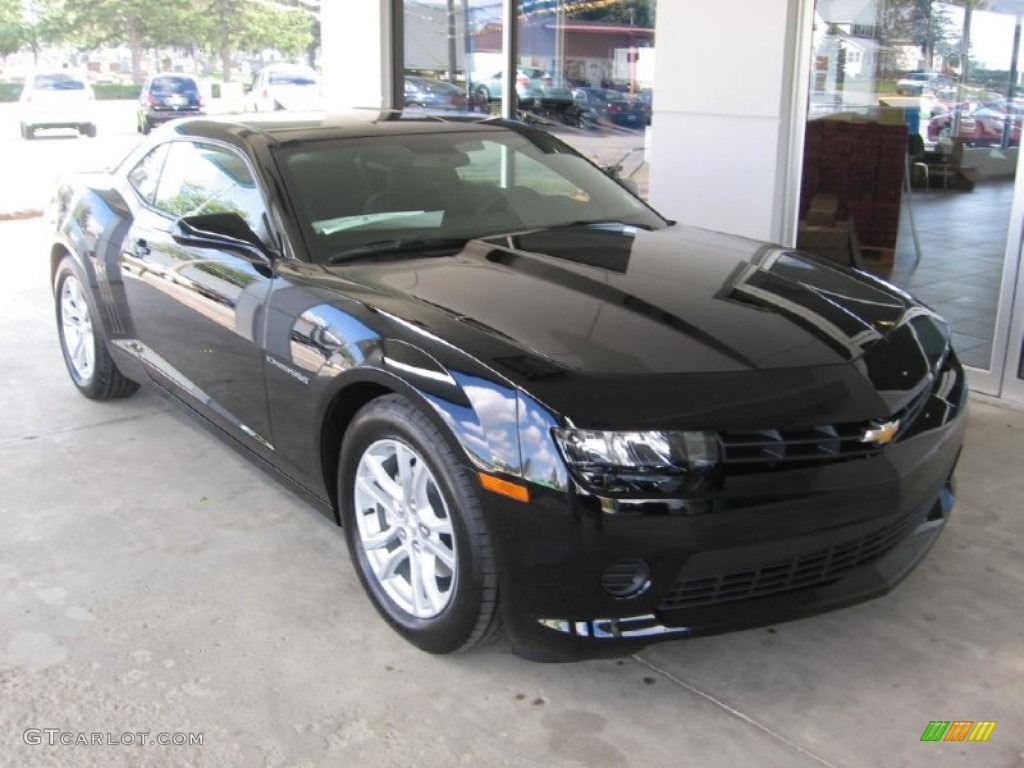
[806,194,840,226]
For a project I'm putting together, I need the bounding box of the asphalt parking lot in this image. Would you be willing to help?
[1,117,1022,767]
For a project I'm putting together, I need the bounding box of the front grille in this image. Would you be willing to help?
[719,424,880,470]
[658,511,919,611]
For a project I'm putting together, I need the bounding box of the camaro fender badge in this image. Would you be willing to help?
[862,419,900,445]
[266,355,311,386]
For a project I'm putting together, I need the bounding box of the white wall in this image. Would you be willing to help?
[321,0,393,111]
[648,1,811,244]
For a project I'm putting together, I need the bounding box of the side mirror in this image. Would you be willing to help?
[172,212,273,264]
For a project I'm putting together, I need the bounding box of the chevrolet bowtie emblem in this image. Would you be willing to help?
[862,419,900,445]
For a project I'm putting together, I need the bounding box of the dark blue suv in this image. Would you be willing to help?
[137,74,205,134]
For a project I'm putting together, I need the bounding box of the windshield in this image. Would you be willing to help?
[33,74,85,90]
[269,71,318,86]
[151,76,198,95]
[275,127,666,263]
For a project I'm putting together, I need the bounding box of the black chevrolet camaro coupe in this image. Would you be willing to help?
[48,115,967,659]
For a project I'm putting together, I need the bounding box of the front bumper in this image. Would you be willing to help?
[483,408,966,661]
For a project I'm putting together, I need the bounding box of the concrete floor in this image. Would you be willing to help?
[2,216,1023,768]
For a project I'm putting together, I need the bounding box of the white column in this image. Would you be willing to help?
[321,0,395,112]
[648,0,812,245]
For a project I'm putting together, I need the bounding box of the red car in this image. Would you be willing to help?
[927,103,1022,146]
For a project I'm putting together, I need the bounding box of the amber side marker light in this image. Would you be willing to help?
[478,472,531,503]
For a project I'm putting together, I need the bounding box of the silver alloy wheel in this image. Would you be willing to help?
[60,274,95,382]
[353,438,457,619]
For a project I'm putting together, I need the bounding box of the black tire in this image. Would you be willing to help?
[54,256,140,401]
[81,123,97,138]
[23,124,35,140]
[141,118,152,135]
[475,85,491,103]
[338,394,500,654]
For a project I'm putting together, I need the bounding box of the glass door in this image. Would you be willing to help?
[1000,240,1024,401]
[801,0,1024,395]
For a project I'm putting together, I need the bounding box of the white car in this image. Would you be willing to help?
[19,72,98,139]
[243,64,322,112]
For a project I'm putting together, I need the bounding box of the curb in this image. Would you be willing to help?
[0,210,43,221]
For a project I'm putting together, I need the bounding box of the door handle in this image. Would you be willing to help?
[133,239,151,258]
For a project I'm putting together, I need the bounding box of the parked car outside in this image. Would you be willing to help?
[927,102,1022,146]
[18,72,97,139]
[896,71,952,96]
[474,68,574,111]
[244,64,322,112]
[404,76,468,112]
[137,74,205,134]
[572,87,648,129]
[47,115,967,660]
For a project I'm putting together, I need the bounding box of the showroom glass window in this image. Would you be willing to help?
[800,0,1024,373]
[400,1,655,197]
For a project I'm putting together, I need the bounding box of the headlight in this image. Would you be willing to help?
[552,429,720,495]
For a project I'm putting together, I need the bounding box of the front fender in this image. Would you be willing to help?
[264,294,542,501]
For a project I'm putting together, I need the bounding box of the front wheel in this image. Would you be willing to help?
[54,256,139,400]
[338,394,500,654]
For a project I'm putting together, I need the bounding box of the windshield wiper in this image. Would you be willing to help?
[539,219,656,232]
[328,237,472,264]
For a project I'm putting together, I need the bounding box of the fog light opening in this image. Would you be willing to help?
[601,559,651,598]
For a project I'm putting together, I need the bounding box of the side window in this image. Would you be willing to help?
[127,144,169,204]
[153,141,269,243]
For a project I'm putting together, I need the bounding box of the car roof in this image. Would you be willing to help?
[149,73,198,82]
[260,63,317,73]
[164,113,524,147]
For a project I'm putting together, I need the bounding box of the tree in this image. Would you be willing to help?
[197,0,313,82]
[520,0,655,27]
[35,0,205,83]
[878,0,960,59]
[0,0,25,62]
[565,0,654,27]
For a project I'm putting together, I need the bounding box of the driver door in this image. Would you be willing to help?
[120,139,276,452]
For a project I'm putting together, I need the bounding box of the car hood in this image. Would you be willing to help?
[341,223,919,377]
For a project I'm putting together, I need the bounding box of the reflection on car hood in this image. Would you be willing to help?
[339,223,919,376]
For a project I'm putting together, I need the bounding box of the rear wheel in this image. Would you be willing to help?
[81,123,97,138]
[338,394,500,654]
[21,123,35,140]
[54,256,139,400]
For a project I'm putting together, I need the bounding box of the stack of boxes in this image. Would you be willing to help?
[799,119,907,273]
